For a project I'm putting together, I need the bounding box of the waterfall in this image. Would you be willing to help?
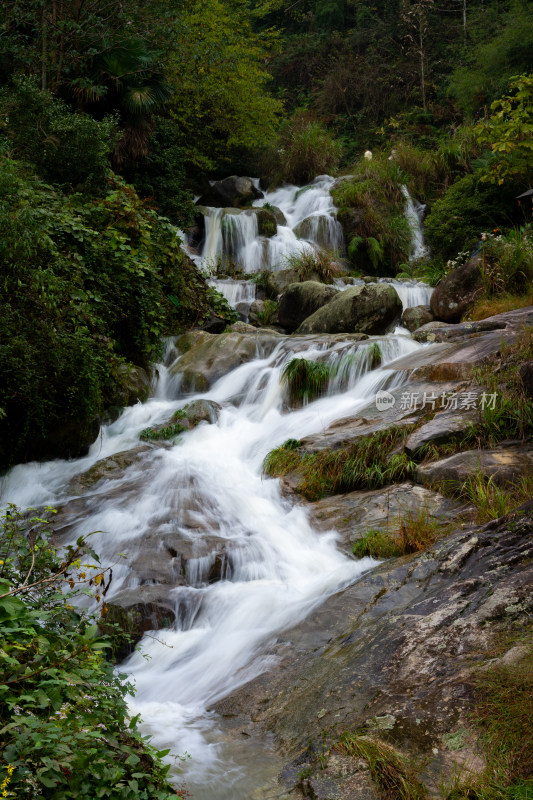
[1,169,438,800]
[0,328,422,799]
[401,184,429,262]
[208,278,257,321]
[193,175,344,274]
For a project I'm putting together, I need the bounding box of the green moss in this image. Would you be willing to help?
[139,421,187,441]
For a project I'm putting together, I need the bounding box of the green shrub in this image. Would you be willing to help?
[0,156,212,469]
[0,77,115,192]
[332,156,411,274]
[275,111,342,184]
[0,504,184,799]
[424,172,520,262]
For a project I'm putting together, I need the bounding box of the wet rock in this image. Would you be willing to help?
[198,314,228,334]
[294,215,337,249]
[308,482,474,550]
[169,331,281,391]
[266,268,326,296]
[401,305,434,332]
[213,505,533,793]
[296,284,402,336]
[278,281,339,332]
[67,445,155,495]
[416,444,533,491]
[300,752,379,799]
[197,176,263,208]
[104,585,176,661]
[229,322,258,333]
[268,205,287,227]
[249,207,277,238]
[390,330,517,381]
[138,399,222,442]
[413,321,456,342]
[183,398,222,426]
[404,406,480,456]
[114,363,151,406]
[430,256,484,323]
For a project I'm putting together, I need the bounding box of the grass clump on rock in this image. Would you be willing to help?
[339,734,426,800]
[263,427,416,501]
[353,507,450,559]
[282,358,332,405]
[283,247,341,284]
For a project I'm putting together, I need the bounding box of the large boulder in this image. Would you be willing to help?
[169,331,281,391]
[294,214,339,249]
[402,305,434,332]
[197,176,263,208]
[296,283,402,335]
[430,256,484,323]
[278,281,339,332]
[249,207,277,238]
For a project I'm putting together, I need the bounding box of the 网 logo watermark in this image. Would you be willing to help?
[375,390,396,412]
[375,389,498,412]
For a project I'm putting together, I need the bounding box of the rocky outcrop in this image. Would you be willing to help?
[296,284,402,335]
[404,405,480,455]
[213,505,533,795]
[197,176,263,208]
[114,364,151,406]
[294,214,337,249]
[430,256,484,323]
[249,207,277,237]
[308,482,474,551]
[105,585,177,661]
[169,330,282,391]
[401,305,433,332]
[266,268,326,296]
[278,281,339,332]
[416,443,533,491]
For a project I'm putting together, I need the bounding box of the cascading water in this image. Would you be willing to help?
[207,278,257,321]
[401,184,429,262]
[1,170,436,798]
[195,175,344,275]
[0,328,422,798]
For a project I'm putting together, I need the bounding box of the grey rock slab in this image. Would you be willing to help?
[212,505,533,793]
[307,482,476,550]
[404,406,480,455]
[416,444,533,491]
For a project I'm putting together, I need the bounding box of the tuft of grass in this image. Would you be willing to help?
[263,427,417,500]
[282,358,332,405]
[470,326,533,445]
[444,643,533,799]
[338,734,427,800]
[460,473,533,523]
[469,290,533,322]
[139,422,187,441]
[283,247,341,284]
[353,507,450,559]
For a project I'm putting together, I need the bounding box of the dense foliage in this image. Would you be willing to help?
[0,505,183,799]
[0,142,214,468]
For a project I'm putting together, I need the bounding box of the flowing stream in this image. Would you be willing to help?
[1,175,433,798]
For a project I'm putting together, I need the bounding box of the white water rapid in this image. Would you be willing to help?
[1,173,434,798]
